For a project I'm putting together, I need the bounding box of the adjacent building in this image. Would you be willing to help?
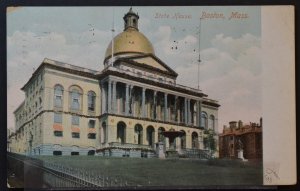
[218,118,262,160]
[8,8,220,157]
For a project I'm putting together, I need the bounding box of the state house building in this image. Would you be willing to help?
[9,8,220,157]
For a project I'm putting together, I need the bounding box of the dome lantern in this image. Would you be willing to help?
[123,7,139,31]
[104,8,155,62]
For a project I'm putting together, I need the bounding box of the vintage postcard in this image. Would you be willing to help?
[6,5,296,189]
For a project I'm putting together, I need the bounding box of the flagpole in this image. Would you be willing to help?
[111,7,115,66]
[197,18,202,90]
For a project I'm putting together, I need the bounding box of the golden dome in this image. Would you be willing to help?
[104,28,155,60]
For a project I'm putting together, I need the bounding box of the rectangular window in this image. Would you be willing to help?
[88,120,95,128]
[88,133,96,139]
[72,132,80,138]
[72,115,80,126]
[54,113,62,123]
[54,131,63,137]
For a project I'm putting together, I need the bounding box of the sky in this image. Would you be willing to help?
[7,6,262,133]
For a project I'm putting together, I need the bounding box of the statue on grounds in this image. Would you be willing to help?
[237,138,243,150]
[236,138,247,161]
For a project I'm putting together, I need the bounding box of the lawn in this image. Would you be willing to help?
[36,156,263,187]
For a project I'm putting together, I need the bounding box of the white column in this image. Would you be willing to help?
[164,93,168,121]
[165,137,169,149]
[153,91,157,119]
[125,84,129,115]
[184,98,187,124]
[112,81,117,114]
[174,95,178,122]
[199,100,202,128]
[196,101,200,127]
[107,80,112,113]
[142,88,146,117]
[129,85,134,116]
[187,99,191,125]
[101,82,106,114]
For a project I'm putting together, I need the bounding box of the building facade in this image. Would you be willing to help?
[218,118,262,160]
[9,8,220,157]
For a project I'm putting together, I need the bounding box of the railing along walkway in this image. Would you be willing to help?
[7,152,136,188]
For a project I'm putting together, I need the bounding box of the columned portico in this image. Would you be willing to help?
[101,78,207,129]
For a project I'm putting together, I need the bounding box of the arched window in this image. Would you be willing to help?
[54,84,64,108]
[88,91,96,111]
[69,86,82,110]
[209,115,215,130]
[201,112,208,129]
[117,121,126,144]
[192,132,199,149]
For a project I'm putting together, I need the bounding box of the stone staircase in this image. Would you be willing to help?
[179,149,212,159]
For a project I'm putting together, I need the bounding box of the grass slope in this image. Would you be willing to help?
[37,156,263,186]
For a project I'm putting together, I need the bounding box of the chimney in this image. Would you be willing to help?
[229,121,237,128]
[260,117,262,127]
[238,120,243,128]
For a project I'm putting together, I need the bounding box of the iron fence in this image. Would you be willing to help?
[8,152,136,188]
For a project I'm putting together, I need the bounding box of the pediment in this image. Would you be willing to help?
[118,54,178,77]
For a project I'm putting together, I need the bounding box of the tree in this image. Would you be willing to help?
[203,132,217,155]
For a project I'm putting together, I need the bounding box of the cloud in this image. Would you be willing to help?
[152,25,200,68]
[139,17,151,32]
[174,33,262,132]
[7,29,111,130]
[211,33,260,59]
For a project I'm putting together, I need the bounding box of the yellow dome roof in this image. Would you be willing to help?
[104,28,155,60]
